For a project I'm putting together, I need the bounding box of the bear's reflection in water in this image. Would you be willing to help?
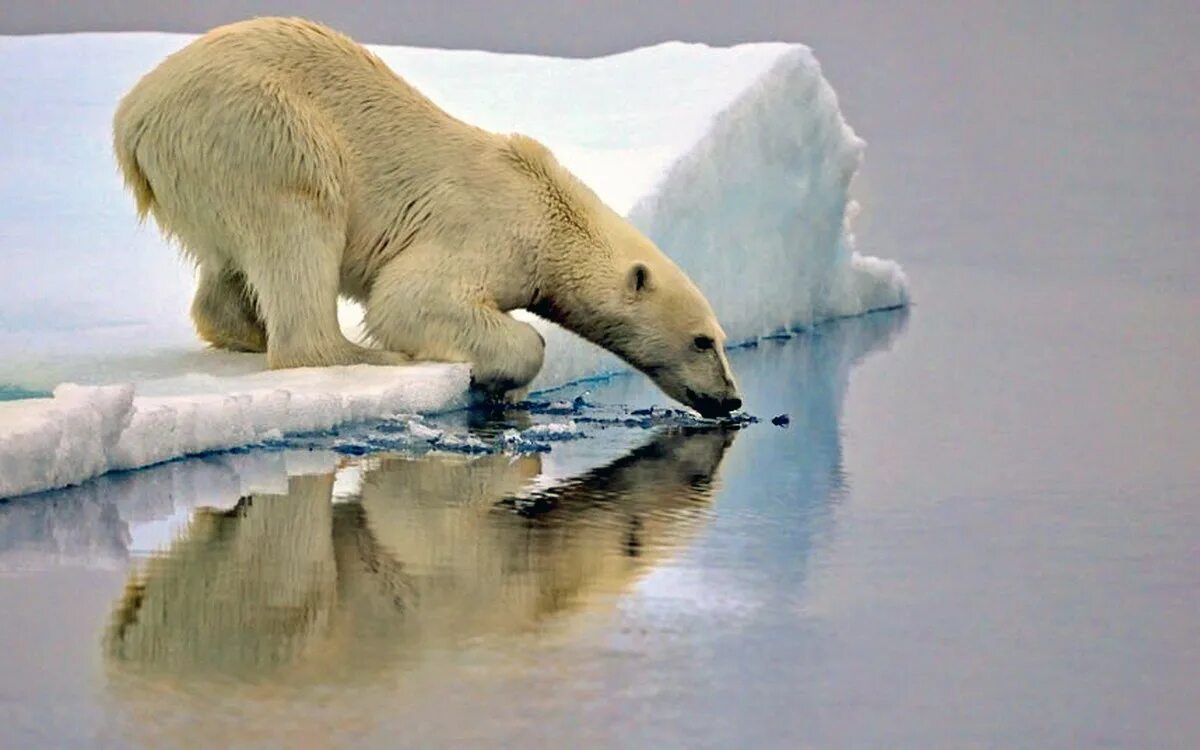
[104,427,736,684]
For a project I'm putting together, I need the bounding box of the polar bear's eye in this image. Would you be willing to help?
[693,336,714,351]
[628,263,650,294]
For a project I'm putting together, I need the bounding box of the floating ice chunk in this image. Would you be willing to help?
[542,401,577,415]
[434,434,492,454]
[522,421,583,440]
[0,33,908,499]
[492,427,556,455]
[407,420,445,442]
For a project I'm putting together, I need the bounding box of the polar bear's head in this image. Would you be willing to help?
[510,134,742,417]
[534,205,742,418]
[601,241,743,419]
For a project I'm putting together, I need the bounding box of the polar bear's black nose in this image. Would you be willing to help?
[687,389,742,418]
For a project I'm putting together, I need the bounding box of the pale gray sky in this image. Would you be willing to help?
[4,0,851,56]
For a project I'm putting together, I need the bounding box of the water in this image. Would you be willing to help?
[2,275,1195,747]
[0,310,892,747]
[0,384,49,402]
[4,4,1199,746]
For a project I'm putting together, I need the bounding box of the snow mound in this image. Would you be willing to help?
[0,32,908,498]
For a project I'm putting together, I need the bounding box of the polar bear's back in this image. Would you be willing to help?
[112,18,474,240]
[117,16,441,127]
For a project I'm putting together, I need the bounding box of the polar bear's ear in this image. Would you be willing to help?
[627,263,651,296]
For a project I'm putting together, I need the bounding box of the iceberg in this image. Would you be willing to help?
[0,32,907,498]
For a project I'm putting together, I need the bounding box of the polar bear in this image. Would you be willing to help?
[113,17,741,416]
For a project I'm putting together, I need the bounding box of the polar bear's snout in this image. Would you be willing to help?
[685,389,742,419]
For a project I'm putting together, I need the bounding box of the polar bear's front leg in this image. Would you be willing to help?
[236,196,410,369]
[365,255,545,398]
[370,297,545,397]
[466,317,545,398]
[191,264,267,353]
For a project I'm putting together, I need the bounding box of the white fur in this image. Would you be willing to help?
[113,17,739,409]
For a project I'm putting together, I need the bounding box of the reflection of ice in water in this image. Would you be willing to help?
[125,506,192,559]
[628,308,909,621]
[331,462,367,503]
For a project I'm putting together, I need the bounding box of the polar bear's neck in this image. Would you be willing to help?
[500,135,622,317]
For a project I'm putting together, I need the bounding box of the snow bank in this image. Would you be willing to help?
[0,31,908,498]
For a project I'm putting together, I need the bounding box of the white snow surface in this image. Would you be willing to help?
[0,32,907,498]
[0,364,469,499]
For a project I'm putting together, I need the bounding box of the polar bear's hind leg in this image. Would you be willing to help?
[191,264,267,353]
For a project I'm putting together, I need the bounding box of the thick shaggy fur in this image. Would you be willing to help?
[113,17,740,411]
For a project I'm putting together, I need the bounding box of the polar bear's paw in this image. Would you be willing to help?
[268,341,411,370]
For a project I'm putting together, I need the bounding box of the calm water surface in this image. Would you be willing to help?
[1,276,1196,748]
[0,310,905,748]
